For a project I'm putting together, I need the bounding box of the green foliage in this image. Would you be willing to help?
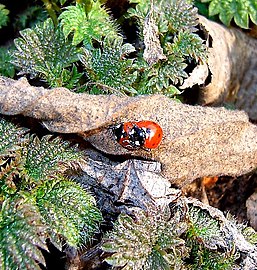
[144,55,188,93]
[0,156,22,198]
[160,0,199,33]
[10,0,207,99]
[185,205,235,269]
[0,47,16,78]
[0,197,46,270]
[12,18,82,88]
[200,0,257,28]
[186,205,224,248]
[80,38,138,95]
[0,5,47,78]
[0,118,27,156]
[102,209,188,269]
[241,226,257,246]
[138,30,206,96]
[0,118,102,269]
[0,4,9,29]
[35,178,102,247]
[128,0,199,32]
[22,135,80,183]
[59,2,119,46]
[40,0,62,25]
[188,245,235,270]
[58,0,69,5]
[126,0,207,96]
[14,5,47,30]
[170,31,207,61]
[103,204,237,270]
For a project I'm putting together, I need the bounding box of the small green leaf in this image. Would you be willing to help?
[12,18,80,88]
[80,39,138,95]
[204,0,257,28]
[35,178,102,247]
[22,135,81,183]
[0,46,15,77]
[242,226,257,245]
[186,205,225,249]
[59,0,68,5]
[170,31,207,61]
[234,10,249,29]
[188,245,235,270]
[208,0,222,16]
[249,0,257,24]
[102,209,187,269]
[59,3,119,46]
[0,118,26,156]
[219,10,234,26]
[0,197,47,270]
[0,4,9,29]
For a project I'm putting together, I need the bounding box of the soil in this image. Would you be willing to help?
[182,172,257,224]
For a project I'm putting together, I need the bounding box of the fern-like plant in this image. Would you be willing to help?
[198,0,257,28]
[12,18,82,88]
[10,0,207,99]
[34,177,102,247]
[0,196,47,270]
[126,0,207,96]
[14,5,47,30]
[79,38,138,95]
[21,135,80,183]
[59,2,120,47]
[0,46,16,78]
[0,118,102,269]
[102,208,188,269]
[102,204,238,269]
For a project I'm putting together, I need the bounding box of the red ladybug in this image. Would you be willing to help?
[113,121,163,150]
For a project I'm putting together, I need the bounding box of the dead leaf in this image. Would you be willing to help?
[0,76,257,187]
[180,62,209,89]
[197,16,257,120]
[143,4,166,65]
[75,149,180,213]
[246,191,257,231]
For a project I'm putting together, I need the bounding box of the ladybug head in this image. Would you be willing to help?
[112,122,146,149]
[128,125,146,147]
[112,123,125,142]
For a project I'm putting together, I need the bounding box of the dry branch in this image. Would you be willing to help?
[0,76,256,187]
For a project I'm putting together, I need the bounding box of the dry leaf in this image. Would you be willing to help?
[75,149,180,213]
[180,62,209,89]
[246,191,257,231]
[72,150,257,268]
[143,4,166,65]
[0,76,257,187]
[197,16,257,120]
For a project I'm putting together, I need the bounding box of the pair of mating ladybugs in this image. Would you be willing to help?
[113,120,163,150]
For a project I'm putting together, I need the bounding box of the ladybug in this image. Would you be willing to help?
[113,120,163,150]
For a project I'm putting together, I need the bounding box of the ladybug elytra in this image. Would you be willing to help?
[113,120,163,150]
